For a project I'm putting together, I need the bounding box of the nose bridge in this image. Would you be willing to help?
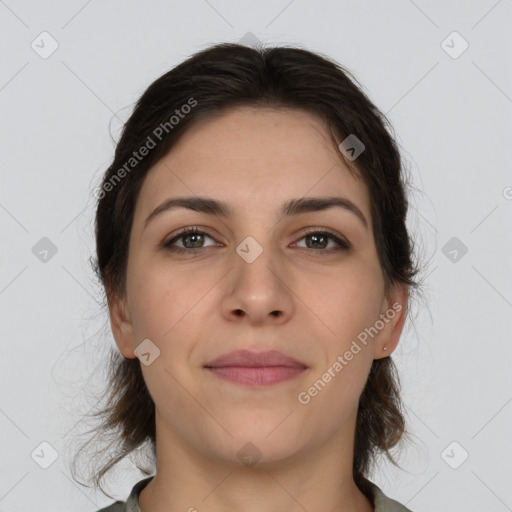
[222,229,294,322]
[234,231,282,292]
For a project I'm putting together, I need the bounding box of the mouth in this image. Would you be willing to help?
[204,349,308,387]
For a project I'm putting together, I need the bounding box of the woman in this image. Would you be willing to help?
[73,42,421,511]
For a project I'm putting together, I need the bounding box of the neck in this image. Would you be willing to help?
[138,413,374,512]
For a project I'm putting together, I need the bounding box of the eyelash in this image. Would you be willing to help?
[162,226,351,256]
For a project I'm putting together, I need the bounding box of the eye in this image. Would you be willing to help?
[163,227,219,254]
[291,228,351,256]
[162,226,351,257]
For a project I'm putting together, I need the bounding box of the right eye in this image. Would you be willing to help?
[163,227,220,254]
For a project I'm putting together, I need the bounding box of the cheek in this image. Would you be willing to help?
[127,269,205,411]
[303,261,385,345]
[296,337,373,445]
[126,256,219,347]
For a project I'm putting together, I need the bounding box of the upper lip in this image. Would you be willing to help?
[204,349,307,368]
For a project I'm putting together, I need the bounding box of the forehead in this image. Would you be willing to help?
[134,106,371,224]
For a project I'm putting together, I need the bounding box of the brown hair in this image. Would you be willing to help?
[71,42,422,499]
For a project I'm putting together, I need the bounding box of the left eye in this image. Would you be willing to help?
[292,230,350,253]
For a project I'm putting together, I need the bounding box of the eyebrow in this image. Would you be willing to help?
[144,196,368,230]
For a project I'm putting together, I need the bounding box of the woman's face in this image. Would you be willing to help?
[110,106,407,468]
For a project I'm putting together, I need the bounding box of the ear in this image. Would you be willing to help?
[373,282,409,359]
[107,287,136,359]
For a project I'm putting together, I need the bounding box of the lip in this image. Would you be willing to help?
[205,349,307,368]
[204,349,308,387]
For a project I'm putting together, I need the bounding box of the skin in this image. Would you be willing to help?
[109,106,409,512]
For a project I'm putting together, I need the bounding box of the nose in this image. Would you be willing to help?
[220,239,295,326]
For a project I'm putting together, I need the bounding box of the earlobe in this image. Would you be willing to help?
[107,289,136,359]
[374,282,409,359]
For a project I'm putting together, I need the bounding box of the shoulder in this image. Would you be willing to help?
[95,475,412,512]
[96,502,126,512]
[94,475,155,512]
[364,479,414,512]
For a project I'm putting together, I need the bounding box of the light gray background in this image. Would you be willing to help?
[1,1,511,511]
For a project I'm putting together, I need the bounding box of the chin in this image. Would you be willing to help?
[225,422,305,463]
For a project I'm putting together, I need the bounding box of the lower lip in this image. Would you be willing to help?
[205,366,306,386]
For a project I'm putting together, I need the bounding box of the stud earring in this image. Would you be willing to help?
[383,346,388,351]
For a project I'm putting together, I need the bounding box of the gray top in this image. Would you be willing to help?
[97,476,413,512]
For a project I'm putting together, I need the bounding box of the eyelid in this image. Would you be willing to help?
[299,226,347,240]
[163,226,218,247]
